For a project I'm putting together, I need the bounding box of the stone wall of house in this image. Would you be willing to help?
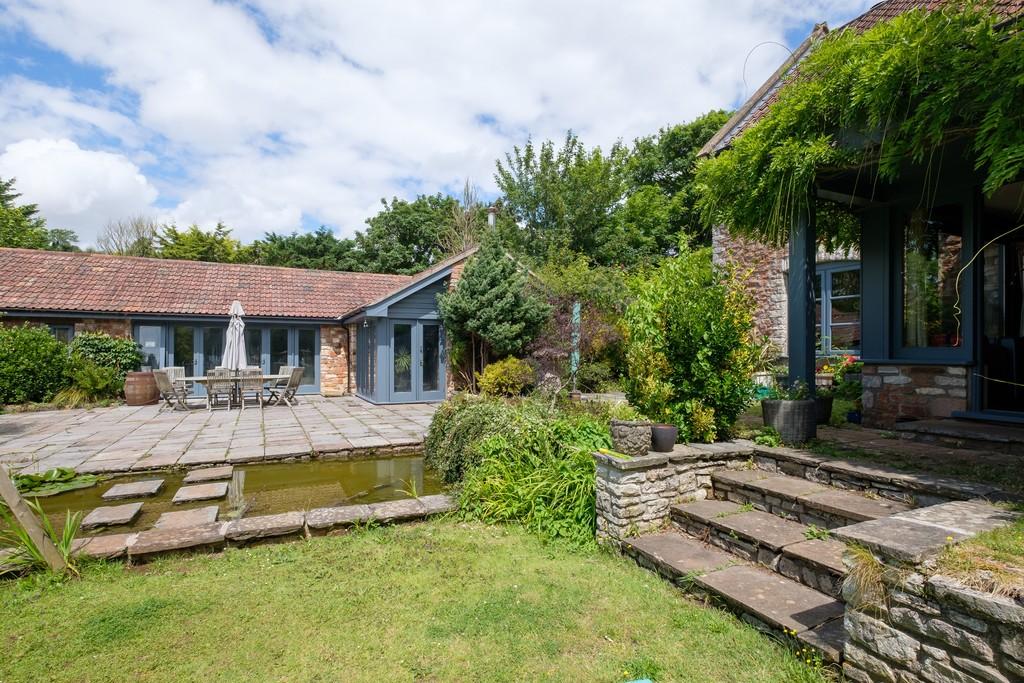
[319,324,351,396]
[861,364,968,428]
[593,444,750,542]
[73,318,132,338]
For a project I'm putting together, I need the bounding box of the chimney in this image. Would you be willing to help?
[487,205,497,229]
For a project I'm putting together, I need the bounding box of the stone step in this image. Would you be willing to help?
[712,469,911,528]
[894,418,1024,455]
[622,532,846,663]
[671,500,848,598]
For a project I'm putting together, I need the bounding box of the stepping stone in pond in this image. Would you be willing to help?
[182,465,234,484]
[102,479,165,500]
[81,502,143,529]
[155,506,219,530]
[172,482,229,504]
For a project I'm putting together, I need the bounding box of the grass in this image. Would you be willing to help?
[0,521,831,683]
[936,510,1024,599]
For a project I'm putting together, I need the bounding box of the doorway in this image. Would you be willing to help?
[388,319,445,402]
[978,181,1024,416]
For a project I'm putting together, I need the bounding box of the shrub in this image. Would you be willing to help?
[424,394,520,484]
[68,332,142,382]
[0,324,69,404]
[622,245,757,442]
[457,400,610,547]
[53,356,123,407]
[477,357,535,397]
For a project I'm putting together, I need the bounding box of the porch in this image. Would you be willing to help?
[0,397,437,475]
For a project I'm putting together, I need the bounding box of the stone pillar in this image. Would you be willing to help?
[788,198,816,395]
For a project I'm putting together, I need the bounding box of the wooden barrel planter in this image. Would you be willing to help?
[124,371,159,406]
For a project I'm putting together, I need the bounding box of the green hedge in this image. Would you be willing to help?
[69,332,142,382]
[0,324,69,403]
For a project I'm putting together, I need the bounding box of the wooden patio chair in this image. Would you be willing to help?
[206,370,234,411]
[271,365,295,394]
[238,368,265,412]
[154,369,190,411]
[268,367,304,407]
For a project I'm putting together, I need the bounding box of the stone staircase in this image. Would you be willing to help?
[621,466,918,665]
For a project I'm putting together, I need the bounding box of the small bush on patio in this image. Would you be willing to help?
[68,332,142,383]
[477,357,535,397]
[53,356,123,408]
[0,323,69,404]
[622,245,757,442]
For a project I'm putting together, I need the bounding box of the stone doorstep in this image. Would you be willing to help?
[81,502,144,529]
[782,539,848,577]
[695,565,845,635]
[182,465,234,484]
[172,482,229,504]
[101,479,165,500]
[155,506,219,530]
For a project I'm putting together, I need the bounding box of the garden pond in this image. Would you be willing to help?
[25,455,442,534]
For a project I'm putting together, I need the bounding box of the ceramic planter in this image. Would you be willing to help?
[610,419,652,456]
[650,423,678,452]
[761,399,817,444]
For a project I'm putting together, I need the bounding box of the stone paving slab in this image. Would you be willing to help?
[797,618,847,663]
[0,397,435,474]
[129,522,226,559]
[417,494,457,516]
[696,565,845,634]
[672,499,742,520]
[155,506,220,529]
[833,517,971,564]
[71,533,136,559]
[225,512,305,542]
[183,466,234,484]
[172,482,229,504]
[891,500,1022,536]
[102,479,164,500]
[625,532,737,578]
[799,488,911,522]
[743,474,832,500]
[368,498,426,522]
[306,504,371,530]
[711,511,808,551]
[82,502,143,529]
[782,539,847,576]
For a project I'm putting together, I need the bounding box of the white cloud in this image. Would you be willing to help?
[0,0,876,244]
[0,138,158,243]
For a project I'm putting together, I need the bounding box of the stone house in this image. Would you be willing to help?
[0,246,474,403]
[703,0,1024,427]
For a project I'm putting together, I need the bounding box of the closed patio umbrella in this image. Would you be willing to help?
[219,300,248,371]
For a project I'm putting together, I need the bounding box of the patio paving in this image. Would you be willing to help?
[0,396,436,475]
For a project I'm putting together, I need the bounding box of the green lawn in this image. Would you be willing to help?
[1,521,828,683]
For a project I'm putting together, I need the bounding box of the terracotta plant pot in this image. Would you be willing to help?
[761,399,817,444]
[650,424,678,452]
[124,371,159,406]
[610,419,652,457]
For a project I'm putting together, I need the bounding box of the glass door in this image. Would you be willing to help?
[419,322,445,401]
[390,321,416,402]
[136,325,164,370]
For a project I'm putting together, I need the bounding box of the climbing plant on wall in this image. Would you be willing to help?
[695,2,1024,246]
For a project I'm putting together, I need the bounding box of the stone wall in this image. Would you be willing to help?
[319,324,351,396]
[861,364,968,428]
[594,444,750,541]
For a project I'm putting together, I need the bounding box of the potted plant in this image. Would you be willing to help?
[815,385,834,425]
[751,336,780,393]
[761,381,816,444]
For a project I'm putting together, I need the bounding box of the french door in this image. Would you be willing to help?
[389,320,445,402]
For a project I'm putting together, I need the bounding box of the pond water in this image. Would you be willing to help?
[30,455,442,535]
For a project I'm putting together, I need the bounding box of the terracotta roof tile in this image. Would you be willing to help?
[0,248,412,320]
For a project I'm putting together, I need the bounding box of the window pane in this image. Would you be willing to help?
[245,328,262,371]
[137,325,162,369]
[204,328,224,370]
[174,326,195,376]
[298,329,316,386]
[831,296,860,324]
[422,324,440,392]
[270,328,289,373]
[830,324,861,351]
[393,324,412,393]
[903,205,963,348]
[831,269,860,297]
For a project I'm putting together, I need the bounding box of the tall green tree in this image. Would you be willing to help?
[495,132,626,263]
[438,236,550,388]
[0,177,78,251]
[155,222,244,262]
[248,226,359,270]
[355,194,457,274]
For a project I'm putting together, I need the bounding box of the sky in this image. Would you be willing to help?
[0,0,876,247]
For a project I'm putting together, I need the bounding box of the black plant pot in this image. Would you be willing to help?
[761,399,817,445]
[847,410,862,424]
[815,396,834,425]
[650,424,678,452]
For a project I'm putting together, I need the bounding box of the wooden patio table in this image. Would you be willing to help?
[179,374,290,408]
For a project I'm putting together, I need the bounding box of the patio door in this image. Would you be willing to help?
[389,320,445,402]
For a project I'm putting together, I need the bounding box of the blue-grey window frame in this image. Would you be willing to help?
[815,261,861,357]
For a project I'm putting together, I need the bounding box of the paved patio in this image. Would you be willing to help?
[0,397,436,474]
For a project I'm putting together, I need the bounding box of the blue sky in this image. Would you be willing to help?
[0,1,873,246]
